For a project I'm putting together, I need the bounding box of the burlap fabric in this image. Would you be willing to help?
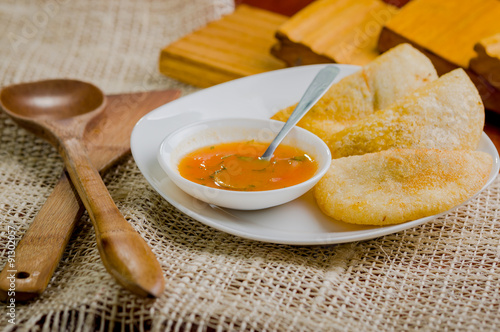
[1,1,500,331]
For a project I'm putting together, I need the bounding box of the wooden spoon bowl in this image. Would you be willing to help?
[0,79,104,119]
[1,80,106,146]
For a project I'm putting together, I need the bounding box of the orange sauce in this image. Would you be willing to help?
[178,141,318,191]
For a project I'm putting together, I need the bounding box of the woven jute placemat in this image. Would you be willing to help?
[1,1,500,331]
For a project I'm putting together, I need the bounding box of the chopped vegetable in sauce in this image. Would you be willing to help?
[178,141,318,191]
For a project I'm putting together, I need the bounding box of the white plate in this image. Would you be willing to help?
[131,64,500,245]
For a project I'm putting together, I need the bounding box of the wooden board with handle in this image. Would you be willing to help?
[470,33,500,91]
[378,0,500,113]
[271,0,399,66]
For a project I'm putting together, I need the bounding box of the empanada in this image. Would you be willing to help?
[314,149,493,225]
[271,43,438,142]
[327,68,484,158]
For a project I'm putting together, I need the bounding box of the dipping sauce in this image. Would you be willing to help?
[178,141,318,191]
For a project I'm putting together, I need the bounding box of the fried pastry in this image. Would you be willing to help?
[271,43,438,142]
[314,149,493,225]
[327,68,485,158]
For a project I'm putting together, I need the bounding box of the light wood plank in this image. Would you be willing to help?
[159,5,287,87]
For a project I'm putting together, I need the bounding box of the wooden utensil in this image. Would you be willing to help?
[0,80,176,298]
[0,89,179,301]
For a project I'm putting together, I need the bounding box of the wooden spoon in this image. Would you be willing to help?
[0,89,179,301]
[0,79,165,298]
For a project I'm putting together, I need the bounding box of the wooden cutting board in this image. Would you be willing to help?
[378,0,500,112]
[470,33,500,90]
[159,5,287,88]
[271,0,399,66]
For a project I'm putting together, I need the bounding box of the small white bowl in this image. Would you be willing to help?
[157,118,331,210]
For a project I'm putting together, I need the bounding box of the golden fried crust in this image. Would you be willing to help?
[271,43,438,142]
[314,149,493,225]
[327,68,485,158]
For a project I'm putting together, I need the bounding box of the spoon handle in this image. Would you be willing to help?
[60,137,165,298]
[261,65,339,160]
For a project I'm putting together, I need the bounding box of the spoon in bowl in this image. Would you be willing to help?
[260,65,339,161]
[0,79,165,298]
[213,65,339,189]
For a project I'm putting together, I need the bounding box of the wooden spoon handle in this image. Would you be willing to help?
[0,173,83,301]
[60,137,165,298]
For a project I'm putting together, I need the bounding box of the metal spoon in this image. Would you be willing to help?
[213,66,339,189]
[0,79,165,298]
[260,65,339,160]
